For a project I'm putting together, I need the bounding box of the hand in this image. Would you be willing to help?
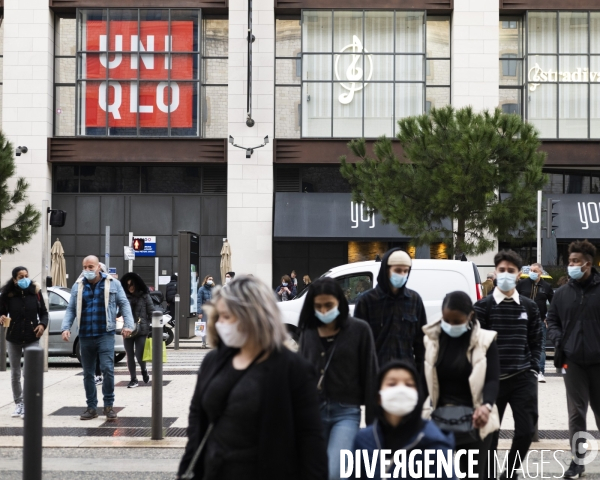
[34,325,45,338]
[277,290,283,296]
[122,328,133,338]
[472,405,490,429]
[62,330,71,342]
[0,315,8,326]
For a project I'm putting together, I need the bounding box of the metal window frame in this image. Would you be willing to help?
[72,8,220,139]
[499,15,525,120]
[279,10,450,140]
[524,10,600,140]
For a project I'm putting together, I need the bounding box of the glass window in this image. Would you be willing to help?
[336,273,373,304]
[80,166,140,193]
[294,11,448,138]
[500,89,522,115]
[141,166,202,193]
[54,166,80,193]
[48,292,69,311]
[559,12,588,54]
[73,10,225,137]
[528,12,557,54]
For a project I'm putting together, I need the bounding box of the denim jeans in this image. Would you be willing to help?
[6,340,39,404]
[320,401,361,480]
[539,322,547,374]
[79,334,115,409]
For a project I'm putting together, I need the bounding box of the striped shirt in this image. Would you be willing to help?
[474,293,542,379]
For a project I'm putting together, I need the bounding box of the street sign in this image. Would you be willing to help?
[108,267,117,275]
[134,236,157,257]
[124,246,135,261]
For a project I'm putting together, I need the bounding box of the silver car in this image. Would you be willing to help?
[47,286,126,364]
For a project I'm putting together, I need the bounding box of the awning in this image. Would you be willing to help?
[274,193,411,241]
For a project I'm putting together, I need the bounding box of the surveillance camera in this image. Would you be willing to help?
[246,117,255,128]
[229,135,234,145]
[246,149,253,159]
[264,136,269,144]
[15,146,28,157]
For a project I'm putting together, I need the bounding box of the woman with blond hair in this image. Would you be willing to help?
[178,275,327,480]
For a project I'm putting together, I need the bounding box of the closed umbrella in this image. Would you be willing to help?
[220,239,231,285]
[50,239,67,287]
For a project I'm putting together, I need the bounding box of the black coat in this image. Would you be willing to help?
[0,283,49,344]
[516,277,554,320]
[547,268,600,366]
[166,280,177,313]
[178,346,328,480]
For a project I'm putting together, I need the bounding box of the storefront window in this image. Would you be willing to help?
[70,10,227,137]
[526,11,600,139]
[542,173,600,194]
[499,16,524,117]
[279,11,449,139]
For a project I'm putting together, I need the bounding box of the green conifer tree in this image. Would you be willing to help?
[0,131,42,278]
[340,106,547,258]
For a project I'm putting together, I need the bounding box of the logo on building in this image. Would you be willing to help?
[334,36,373,105]
[351,201,375,229]
[528,62,600,91]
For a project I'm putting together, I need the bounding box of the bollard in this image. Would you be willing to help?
[23,347,44,480]
[0,324,6,372]
[174,294,180,351]
[151,311,163,440]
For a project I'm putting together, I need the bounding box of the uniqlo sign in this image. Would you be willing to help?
[85,21,194,130]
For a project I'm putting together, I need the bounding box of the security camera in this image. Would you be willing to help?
[229,135,234,145]
[264,136,269,144]
[15,146,28,156]
[246,117,255,128]
[246,149,252,159]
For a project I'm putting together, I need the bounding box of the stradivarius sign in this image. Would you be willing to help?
[528,62,600,91]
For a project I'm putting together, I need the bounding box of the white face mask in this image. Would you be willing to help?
[215,320,248,348]
[379,384,418,417]
[225,277,231,284]
[206,280,213,285]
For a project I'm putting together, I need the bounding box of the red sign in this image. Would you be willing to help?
[85,21,195,129]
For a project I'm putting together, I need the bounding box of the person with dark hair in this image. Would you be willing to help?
[275,275,297,302]
[224,271,235,285]
[0,266,49,419]
[353,360,454,479]
[423,291,500,479]
[298,278,378,480]
[120,272,156,388]
[547,239,600,478]
[166,274,178,315]
[197,275,215,348]
[354,248,427,371]
[516,263,554,383]
[474,250,542,480]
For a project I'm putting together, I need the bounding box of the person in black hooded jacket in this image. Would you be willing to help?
[0,266,49,419]
[166,274,178,315]
[354,248,427,372]
[120,272,156,388]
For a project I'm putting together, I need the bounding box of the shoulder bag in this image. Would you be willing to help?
[431,405,479,445]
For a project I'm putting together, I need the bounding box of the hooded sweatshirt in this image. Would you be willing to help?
[354,248,427,372]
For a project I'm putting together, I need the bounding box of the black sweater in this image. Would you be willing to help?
[299,316,379,423]
[0,283,48,344]
[178,346,328,480]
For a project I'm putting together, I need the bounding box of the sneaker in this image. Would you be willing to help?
[94,375,103,385]
[11,403,23,418]
[538,373,546,383]
[103,406,118,420]
[20,405,25,419]
[127,379,138,388]
[564,460,585,479]
[142,370,150,384]
[80,408,98,420]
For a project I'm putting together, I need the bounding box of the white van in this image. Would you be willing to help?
[278,259,483,335]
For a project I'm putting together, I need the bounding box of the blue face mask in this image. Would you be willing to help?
[390,272,408,289]
[496,272,517,292]
[315,306,340,324]
[83,270,97,281]
[17,278,31,289]
[282,282,288,287]
[529,272,539,282]
[568,265,586,280]
[441,319,470,338]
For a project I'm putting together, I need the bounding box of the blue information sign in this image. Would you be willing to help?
[135,236,157,257]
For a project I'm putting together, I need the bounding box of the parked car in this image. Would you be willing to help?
[278,259,483,337]
[47,286,126,364]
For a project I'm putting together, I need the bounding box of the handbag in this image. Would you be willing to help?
[431,405,479,445]
[129,318,146,338]
[142,337,167,363]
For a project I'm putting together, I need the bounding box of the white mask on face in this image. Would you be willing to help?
[225,277,231,284]
[379,384,418,417]
[215,320,248,348]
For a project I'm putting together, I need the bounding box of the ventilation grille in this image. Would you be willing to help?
[202,167,227,194]
[276,168,301,192]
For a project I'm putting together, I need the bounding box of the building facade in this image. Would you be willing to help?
[1,0,599,290]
